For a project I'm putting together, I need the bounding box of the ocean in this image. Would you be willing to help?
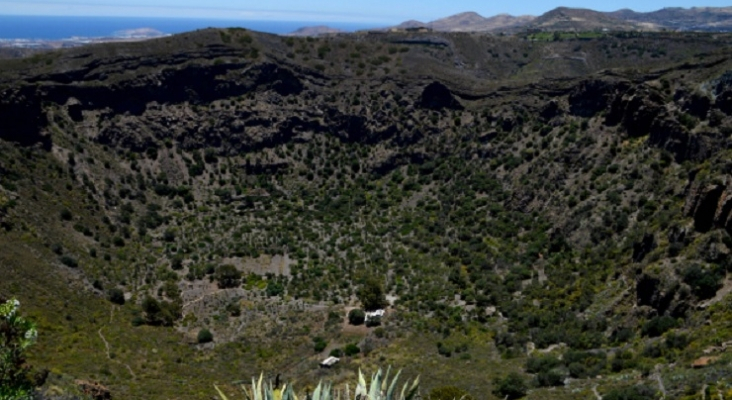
[0,15,385,39]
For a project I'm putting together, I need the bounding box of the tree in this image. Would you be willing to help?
[493,372,527,400]
[215,264,242,288]
[357,277,388,311]
[348,308,365,325]
[0,298,45,399]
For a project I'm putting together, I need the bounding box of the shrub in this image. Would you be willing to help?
[107,288,125,305]
[536,369,565,387]
[313,337,327,353]
[348,308,365,325]
[141,296,181,326]
[329,348,343,357]
[429,386,475,400]
[681,263,723,300]
[526,354,561,374]
[344,343,360,356]
[59,255,78,268]
[603,384,657,400]
[493,372,527,400]
[642,316,677,337]
[60,208,72,221]
[0,298,43,398]
[215,264,242,288]
[198,328,214,343]
[266,281,285,297]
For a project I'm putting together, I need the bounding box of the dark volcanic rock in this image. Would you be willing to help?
[683,92,711,119]
[606,87,665,138]
[418,81,464,110]
[647,114,704,162]
[632,233,657,263]
[568,79,626,117]
[0,87,51,149]
[685,183,726,233]
[540,100,562,121]
[636,272,687,317]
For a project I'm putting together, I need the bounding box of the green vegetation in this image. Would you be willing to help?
[0,298,43,399]
[197,328,214,344]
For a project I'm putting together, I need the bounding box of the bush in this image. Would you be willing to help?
[266,281,285,297]
[0,298,43,398]
[603,384,657,400]
[313,337,327,353]
[215,264,242,288]
[197,328,214,343]
[493,372,527,400]
[59,255,78,268]
[536,369,565,387]
[141,296,181,326]
[348,308,365,325]
[344,344,360,356]
[526,354,561,374]
[642,316,677,337]
[329,348,343,357]
[681,263,723,300]
[107,288,125,305]
[60,209,72,221]
[429,386,475,400]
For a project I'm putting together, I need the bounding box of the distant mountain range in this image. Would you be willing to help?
[288,6,732,35]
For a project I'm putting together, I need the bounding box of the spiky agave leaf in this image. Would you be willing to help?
[281,383,298,400]
[355,369,368,400]
[311,380,334,400]
[385,369,401,400]
[398,376,419,400]
[215,384,230,400]
[368,368,382,400]
[381,366,391,396]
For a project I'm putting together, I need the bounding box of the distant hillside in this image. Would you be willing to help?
[391,11,535,32]
[286,25,345,37]
[610,6,732,31]
[383,6,732,33]
[528,7,652,32]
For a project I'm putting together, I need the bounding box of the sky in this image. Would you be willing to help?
[0,0,730,24]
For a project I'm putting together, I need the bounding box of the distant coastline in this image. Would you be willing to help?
[0,15,386,40]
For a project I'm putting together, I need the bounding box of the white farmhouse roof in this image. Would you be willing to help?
[320,356,340,367]
[365,309,385,321]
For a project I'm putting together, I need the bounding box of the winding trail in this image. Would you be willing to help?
[592,385,603,400]
[653,364,667,399]
[97,307,137,379]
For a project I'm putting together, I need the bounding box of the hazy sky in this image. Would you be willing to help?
[0,0,729,23]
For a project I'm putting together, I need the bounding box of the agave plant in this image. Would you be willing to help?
[353,367,419,400]
[215,367,419,400]
[215,373,298,400]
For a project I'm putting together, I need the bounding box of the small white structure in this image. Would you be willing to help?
[365,309,385,322]
[320,356,340,368]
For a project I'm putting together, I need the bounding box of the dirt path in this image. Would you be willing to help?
[592,385,603,400]
[97,307,137,379]
[653,364,666,399]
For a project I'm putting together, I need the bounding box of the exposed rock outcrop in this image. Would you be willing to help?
[418,82,464,110]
